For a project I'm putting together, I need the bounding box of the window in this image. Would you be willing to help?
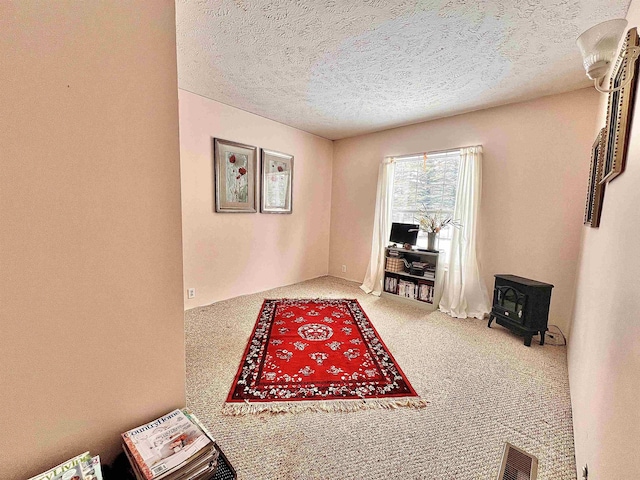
[391,150,461,262]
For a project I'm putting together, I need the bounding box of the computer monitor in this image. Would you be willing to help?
[389,222,419,246]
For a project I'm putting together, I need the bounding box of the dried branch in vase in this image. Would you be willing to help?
[416,207,462,233]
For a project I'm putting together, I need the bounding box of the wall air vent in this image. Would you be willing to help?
[496,442,538,480]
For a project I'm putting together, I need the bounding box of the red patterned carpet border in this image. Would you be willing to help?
[223,298,427,415]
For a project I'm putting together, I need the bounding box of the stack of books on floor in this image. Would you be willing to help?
[122,408,219,480]
[29,451,103,480]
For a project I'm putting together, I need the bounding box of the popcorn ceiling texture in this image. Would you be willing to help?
[176,0,629,140]
[186,276,577,479]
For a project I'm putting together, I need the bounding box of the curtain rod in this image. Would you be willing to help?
[386,144,481,160]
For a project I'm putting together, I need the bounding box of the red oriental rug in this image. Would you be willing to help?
[222,298,427,415]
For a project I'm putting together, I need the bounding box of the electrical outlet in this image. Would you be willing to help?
[341,265,347,273]
[187,288,196,299]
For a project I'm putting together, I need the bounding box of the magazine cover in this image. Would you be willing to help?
[182,409,216,444]
[181,410,219,478]
[164,449,217,480]
[122,409,212,480]
[27,451,90,480]
[122,444,145,480]
[80,454,103,480]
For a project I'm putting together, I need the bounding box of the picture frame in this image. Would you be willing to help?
[260,149,293,214]
[213,138,258,213]
[584,128,606,228]
[601,27,640,184]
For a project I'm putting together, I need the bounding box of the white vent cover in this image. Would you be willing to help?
[497,442,538,480]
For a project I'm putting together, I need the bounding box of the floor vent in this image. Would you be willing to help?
[497,442,538,480]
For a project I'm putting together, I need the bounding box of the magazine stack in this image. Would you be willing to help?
[122,409,219,480]
[28,451,103,480]
[423,264,436,281]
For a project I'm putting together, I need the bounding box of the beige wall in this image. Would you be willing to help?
[179,90,333,308]
[569,4,640,478]
[0,3,185,478]
[329,88,600,335]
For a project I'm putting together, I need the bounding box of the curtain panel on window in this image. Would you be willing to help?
[439,146,490,319]
[361,157,395,296]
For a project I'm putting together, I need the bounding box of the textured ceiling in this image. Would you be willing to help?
[176,0,630,140]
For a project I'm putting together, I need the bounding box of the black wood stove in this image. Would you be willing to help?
[487,274,554,346]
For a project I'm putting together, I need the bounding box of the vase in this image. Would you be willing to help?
[427,232,437,251]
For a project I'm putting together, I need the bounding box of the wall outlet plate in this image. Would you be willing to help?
[187,288,196,299]
[341,265,347,273]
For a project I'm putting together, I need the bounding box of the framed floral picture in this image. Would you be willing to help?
[601,27,640,184]
[261,149,293,214]
[213,138,258,213]
[584,128,606,228]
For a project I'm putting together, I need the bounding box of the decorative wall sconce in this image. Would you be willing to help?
[576,19,640,93]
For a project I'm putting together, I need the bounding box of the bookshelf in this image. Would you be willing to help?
[381,246,439,310]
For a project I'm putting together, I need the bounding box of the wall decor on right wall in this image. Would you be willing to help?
[260,149,293,214]
[601,27,640,184]
[585,128,606,228]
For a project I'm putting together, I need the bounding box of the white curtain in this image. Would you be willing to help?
[439,146,490,319]
[361,157,395,296]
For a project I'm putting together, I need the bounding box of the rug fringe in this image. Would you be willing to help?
[221,397,428,416]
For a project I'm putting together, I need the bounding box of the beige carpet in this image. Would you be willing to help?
[185,276,576,479]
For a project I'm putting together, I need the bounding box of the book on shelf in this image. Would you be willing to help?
[422,265,436,281]
[122,408,219,480]
[398,279,417,299]
[28,452,103,480]
[384,275,398,294]
[418,282,434,303]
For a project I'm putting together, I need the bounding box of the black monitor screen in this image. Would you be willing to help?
[389,222,419,246]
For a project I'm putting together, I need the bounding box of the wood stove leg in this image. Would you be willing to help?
[524,335,532,347]
[540,331,545,346]
[487,315,494,328]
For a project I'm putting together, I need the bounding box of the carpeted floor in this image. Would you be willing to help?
[185,276,576,479]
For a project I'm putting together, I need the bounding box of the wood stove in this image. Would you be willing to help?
[487,274,554,346]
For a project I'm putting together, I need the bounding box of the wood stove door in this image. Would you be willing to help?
[494,286,526,324]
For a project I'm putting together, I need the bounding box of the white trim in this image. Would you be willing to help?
[386,146,470,162]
